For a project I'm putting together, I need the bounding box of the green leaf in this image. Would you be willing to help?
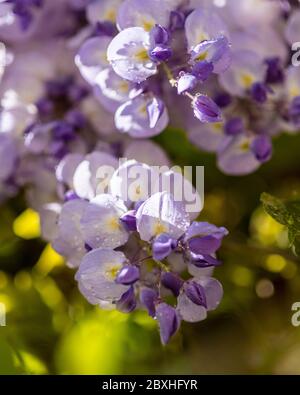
[292,235,300,257]
[260,193,292,226]
[285,200,300,230]
[261,192,300,257]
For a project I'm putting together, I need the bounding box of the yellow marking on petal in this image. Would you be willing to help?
[212,122,223,133]
[105,216,121,232]
[289,85,300,99]
[135,185,141,196]
[134,48,149,62]
[239,72,255,89]
[197,31,209,43]
[239,140,250,151]
[153,221,168,236]
[139,103,148,116]
[105,264,122,281]
[194,51,208,61]
[137,15,155,31]
[104,8,116,22]
[118,80,130,93]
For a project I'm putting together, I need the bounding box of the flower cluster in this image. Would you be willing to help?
[44,154,228,344]
[75,0,300,175]
[76,0,231,140]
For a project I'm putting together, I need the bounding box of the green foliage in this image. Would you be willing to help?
[261,192,300,256]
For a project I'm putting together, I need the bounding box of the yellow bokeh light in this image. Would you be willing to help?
[0,293,13,312]
[265,254,287,273]
[256,278,274,299]
[35,244,64,276]
[231,266,253,287]
[0,271,8,289]
[13,209,40,239]
[250,207,288,246]
[14,271,32,291]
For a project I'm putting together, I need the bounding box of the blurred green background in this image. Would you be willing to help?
[1,130,300,374]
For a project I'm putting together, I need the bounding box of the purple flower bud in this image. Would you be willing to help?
[84,243,92,252]
[149,45,172,62]
[49,140,68,159]
[177,73,197,95]
[185,222,228,255]
[64,190,80,202]
[46,76,73,98]
[52,121,75,141]
[150,24,169,45]
[250,82,269,103]
[224,117,244,136]
[214,92,232,108]
[155,303,181,345]
[152,233,177,261]
[140,287,158,317]
[161,272,183,297]
[251,135,272,162]
[36,97,54,116]
[191,61,214,82]
[146,97,165,128]
[116,286,136,313]
[116,265,139,285]
[68,85,89,103]
[192,95,222,123]
[188,237,221,257]
[190,253,222,268]
[120,211,137,232]
[265,57,284,84]
[289,96,300,126]
[65,110,86,129]
[184,281,207,308]
[94,21,117,37]
[169,10,185,31]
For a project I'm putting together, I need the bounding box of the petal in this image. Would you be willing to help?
[156,303,181,345]
[109,159,158,206]
[107,27,157,83]
[117,0,171,31]
[80,194,128,249]
[73,151,118,200]
[115,95,169,138]
[195,277,223,311]
[75,248,129,302]
[177,293,207,323]
[136,191,190,241]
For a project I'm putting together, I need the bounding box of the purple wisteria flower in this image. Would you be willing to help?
[48,155,228,345]
[74,1,233,139]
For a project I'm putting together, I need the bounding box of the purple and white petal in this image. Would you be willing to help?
[80,194,129,249]
[107,27,157,83]
[185,8,229,50]
[75,36,111,84]
[136,191,190,241]
[115,95,169,138]
[116,0,171,31]
[109,159,158,207]
[73,151,118,200]
[217,134,261,176]
[75,248,129,303]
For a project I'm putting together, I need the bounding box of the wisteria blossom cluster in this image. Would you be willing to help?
[1,0,299,344]
[74,0,300,175]
[43,153,228,344]
[0,0,119,206]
